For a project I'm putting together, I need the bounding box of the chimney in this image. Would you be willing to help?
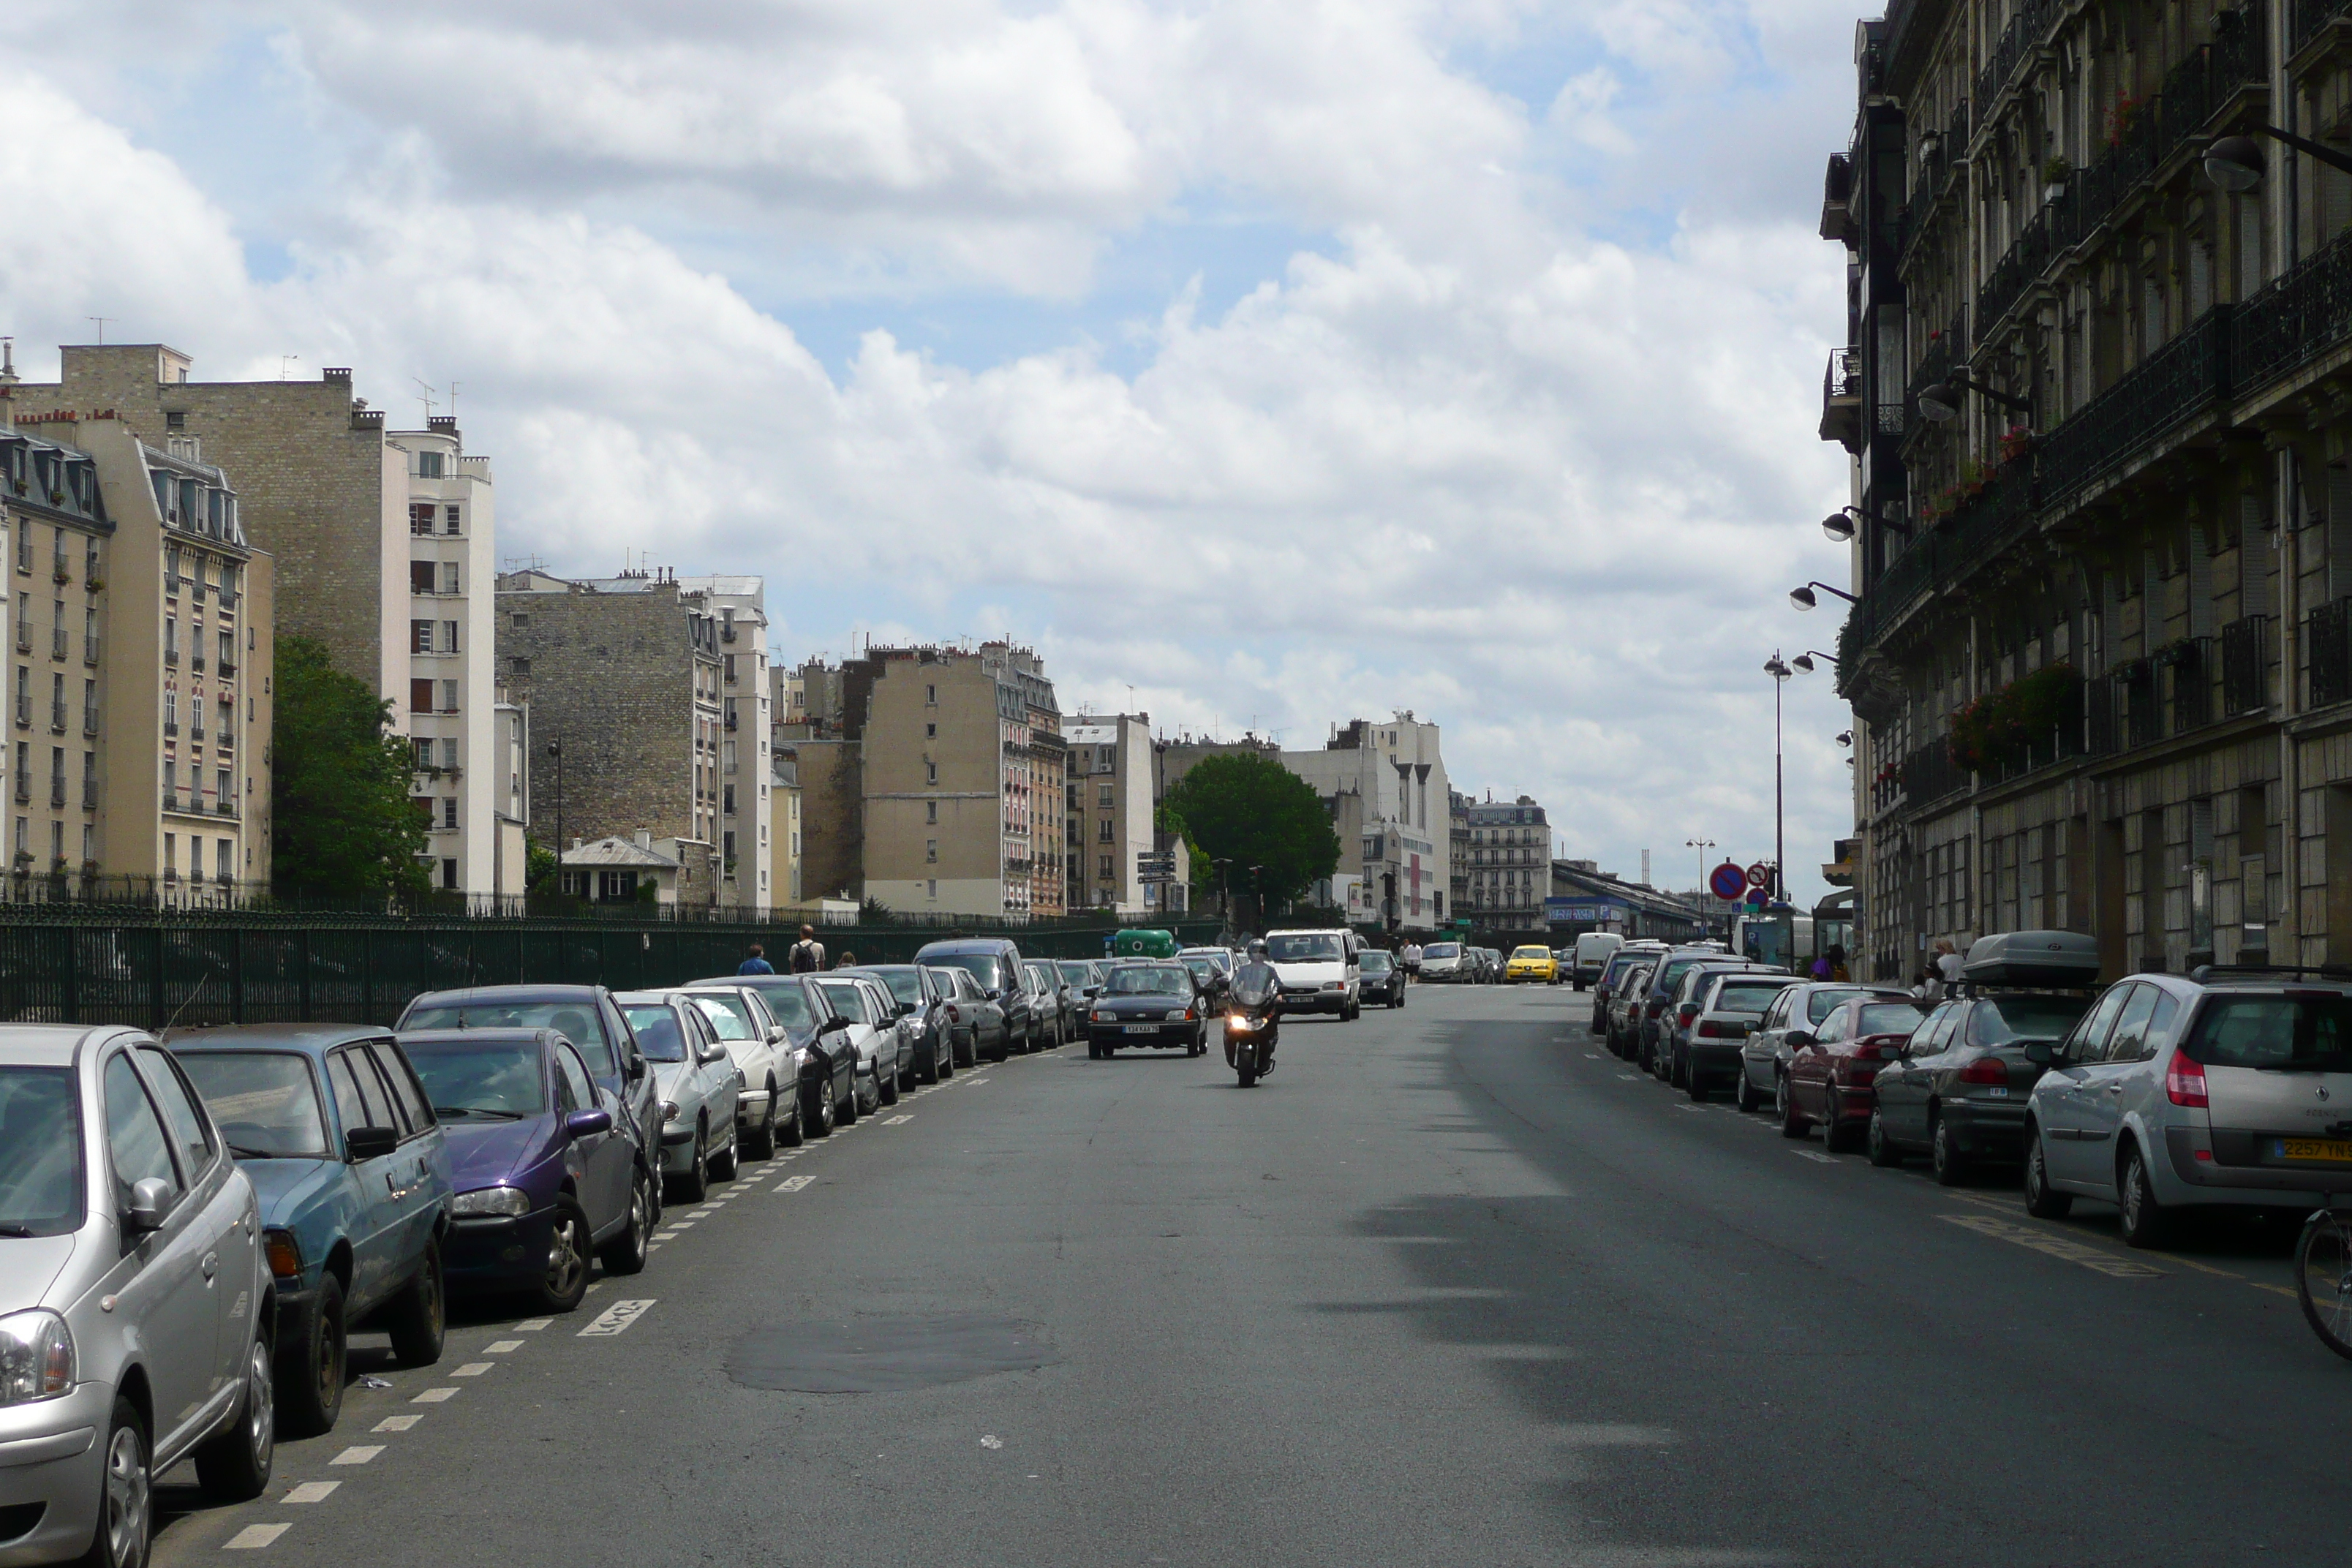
[1640,848,1651,886]
[634,828,652,849]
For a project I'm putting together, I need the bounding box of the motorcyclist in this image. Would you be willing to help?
[1225,938,1283,1073]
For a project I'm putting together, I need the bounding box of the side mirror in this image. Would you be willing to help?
[768,1025,787,1044]
[819,1016,848,1034]
[625,1052,647,1082]
[124,1176,173,1235]
[698,1042,731,1066]
[2021,1040,2057,1066]
[345,1125,399,1161]
[1784,1030,1816,1051]
[564,1108,614,1139]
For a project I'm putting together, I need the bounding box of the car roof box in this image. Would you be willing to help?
[1962,930,2100,988]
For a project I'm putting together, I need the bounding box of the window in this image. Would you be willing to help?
[410,678,435,714]
[410,503,436,536]
[161,830,173,873]
[410,561,436,594]
[926,800,938,824]
[509,657,529,677]
[2103,985,2163,1063]
[1098,818,1114,842]
[440,620,459,654]
[1098,783,1114,807]
[163,693,177,735]
[1098,854,1115,878]
[104,1052,181,1203]
[440,679,458,713]
[418,451,445,478]
[412,618,434,654]
[510,612,529,629]
[218,769,233,809]
[925,684,937,705]
[926,760,938,785]
[323,1050,377,1136]
[927,839,938,864]
[219,630,233,669]
[442,797,459,829]
[164,618,178,660]
[443,505,461,535]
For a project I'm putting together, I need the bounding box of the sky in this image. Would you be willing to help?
[0,0,1866,908]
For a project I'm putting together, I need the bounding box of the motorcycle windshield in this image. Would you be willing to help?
[1229,970,1278,1009]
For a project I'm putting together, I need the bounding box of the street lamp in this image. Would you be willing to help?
[1789,581,1860,611]
[2204,127,2352,194]
[1790,649,1839,674]
[1764,655,1792,902]
[1916,369,2035,424]
[1821,505,1912,542]
[1686,837,1715,935]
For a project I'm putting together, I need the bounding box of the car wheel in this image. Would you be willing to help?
[1821,1100,1858,1153]
[2022,1125,2071,1218]
[192,1333,274,1503]
[599,1168,655,1276]
[1776,1074,1808,1140]
[1930,1115,1969,1186]
[936,1038,954,1079]
[535,1198,593,1312]
[745,1088,777,1160]
[1670,1049,1688,1089]
[1866,1107,1901,1167]
[79,1398,151,1568]
[673,1123,709,1203]
[1735,1066,1760,1113]
[1685,1063,1708,1102]
[384,1238,447,1367]
[2119,1142,2171,1248]
[276,1272,345,1439]
[880,1065,900,1107]
[838,1073,861,1124]
[921,1039,943,1085]
[809,1076,837,1138]
[709,1121,739,1183]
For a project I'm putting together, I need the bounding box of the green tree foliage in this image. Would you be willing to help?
[1161,753,1341,909]
[271,636,429,900]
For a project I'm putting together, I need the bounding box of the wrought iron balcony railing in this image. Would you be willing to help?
[2221,615,2272,715]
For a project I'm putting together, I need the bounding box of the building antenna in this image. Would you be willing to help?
[412,377,438,423]
[279,355,299,382]
[447,380,460,422]
[88,317,115,344]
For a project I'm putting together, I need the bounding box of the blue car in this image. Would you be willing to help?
[169,1024,454,1437]
[398,1028,654,1311]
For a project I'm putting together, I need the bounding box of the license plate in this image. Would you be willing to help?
[2274,1138,2352,1162]
[1983,1087,2008,1098]
[1123,1025,1159,1035]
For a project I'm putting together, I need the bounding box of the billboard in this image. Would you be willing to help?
[1546,897,1626,925]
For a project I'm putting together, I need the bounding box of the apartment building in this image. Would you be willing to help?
[1463,796,1550,928]
[1821,0,2352,977]
[0,407,274,896]
[495,567,736,909]
[771,745,803,905]
[32,347,508,896]
[1281,714,1451,932]
[1449,790,1472,918]
[675,575,774,910]
[1066,713,1155,912]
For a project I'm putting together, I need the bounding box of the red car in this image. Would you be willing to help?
[1779,996,1929,1150]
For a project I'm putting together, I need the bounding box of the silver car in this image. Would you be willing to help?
[1,1028,277,1568]
[614,993,742,1205]
[809,975,906,1115]
[1736,981,1907,1113]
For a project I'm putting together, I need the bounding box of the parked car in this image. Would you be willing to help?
[685,973,857,1138]
[1868,990,2091,1180]
[1591,943,1667,1036]
[1779,996,1929,1148]
[169,1025,455,1438]
[1679,971,1802,1101]
[1654,962,1782,1086]
[1024,960,1077,1048]
[1737,981,1910,1112]
[396,984,662,1225]
[1,1029,280,1567]
[914,938,1038,1052]
[1635,949,1751,1072]
[1571,931,1625,990]
[614,992,742,1203]
[849,965,955,1085]
[1605,961,1657,1056]
[926,964,1011,1067]
[1420,941,1469,982]
[396,1028,652,1312]
[2021,968,2352,1245]
[1359,949,1406,1008]
[677,985,804,1154]
[1056,959,1107,1004]
[1086,962,1210,1058]
[1504,945,1560,985]
[810,973,907,1112]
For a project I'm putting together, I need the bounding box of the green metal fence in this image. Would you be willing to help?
[0,913,1224,1030]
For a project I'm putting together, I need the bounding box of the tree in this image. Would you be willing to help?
[1160,753,1341,917]
[271,635,430,901]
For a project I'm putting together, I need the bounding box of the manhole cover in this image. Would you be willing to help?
[725,1314,1059,1393]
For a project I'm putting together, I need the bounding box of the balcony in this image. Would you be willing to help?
[164,649,178,668]
[12,624,27,655]
[189,720,206,742]
[214,800,236,819]
[1820,350,1861,448]
[80,783,96,811]
[11,699,26,731]
[48,627,64,660]
[191,655,206,674]
[163,722,178,739]
[48,704,64,734]
[2221,616,2272,716]
[2312,598,2352,708]
[11,777,26,804]
[48,782,62,810]
[217,660,236,679]
[80,711,96,738]
[83,637,99,666]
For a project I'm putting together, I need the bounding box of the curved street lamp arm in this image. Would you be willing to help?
[1951,371,2034,415]
[1801,581,1859,604]
[2254,123,2352,178]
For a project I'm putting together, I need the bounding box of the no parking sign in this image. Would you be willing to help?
[1708,861,1747,902]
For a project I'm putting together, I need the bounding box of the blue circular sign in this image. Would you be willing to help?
[1708,862,1747,901]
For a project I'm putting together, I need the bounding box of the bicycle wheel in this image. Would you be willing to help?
[2295,1210,2352,1362]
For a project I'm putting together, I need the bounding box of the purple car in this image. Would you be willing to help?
[397,1028,655,1312]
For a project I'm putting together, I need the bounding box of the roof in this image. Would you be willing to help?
[561,836,680,870]
[165,1022,393,1052]
[1066,724,1116,745]
[0,1025,116,1066]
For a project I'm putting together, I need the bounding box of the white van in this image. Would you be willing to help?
[1263,928,1365,1019]
[1570,932,1624,990]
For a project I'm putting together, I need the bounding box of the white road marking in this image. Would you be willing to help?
[1937,1213,2165,1278]
[1674,1104,1708,1112]
[514,1318,553,1331]
[1790,1150,1836,1164]
[225,1524,291,1549]
[883,1114,911,1125]
[328,1446,382,1466]
[981,1434,1003,1449]
[663,1221,696,1230]
[449,1362,494,1377]
[282,1482,339,1504]
[1617,1074,1641,1082]
[648,1243,664,1252]
[578,1297,656,1337]
[373,1415,421,1433]
[412,1388,456,1403]
[775,1174,814,1192]
[968,1077,990,1086]
[1583,1053,1602,1059]
[484,1339,524,1354]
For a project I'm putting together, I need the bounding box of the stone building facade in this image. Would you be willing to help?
[1066,713,1155,913]
[1464,796,1550,928]
[1823,0,2352,978]
[1281,715,1452,932]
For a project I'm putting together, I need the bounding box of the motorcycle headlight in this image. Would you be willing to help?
[451,1186,532,1219]
[0,1310,74,1404]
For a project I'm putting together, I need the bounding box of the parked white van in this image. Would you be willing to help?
[1570,932,1624,990]
[1263,929,1364,1019]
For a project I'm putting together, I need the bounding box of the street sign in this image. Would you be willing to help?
[1745,861,1774,890]
[1744,886,1768,908]
[1708,862,1748,901]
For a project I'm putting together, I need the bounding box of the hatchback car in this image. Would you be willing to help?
[848,965,955,1086]
[809,974,907,1112]
[679,986,803,1156]
[2021,969,2352,1245]
[397,1028,652,1312]
[686,974,857,1137]
[1055,960,1107,1005]
[1,1028,277,1568]
[1504,946,1559,985]
[1359,949,1406,1008]
[926,965,1009,1066]
[1419,941,1469,982]
[1868,990,2091,1181]
[1779,996,1929,1148]
[170,1026,454,1437]
[1591,944,1667,1035]
[1177,951,1232,1011]
[1737,981,1910,1112]
[1680,972,1801,1101]
[1025,960,1079,1048]
[913,938,1037,1051]
[1087,962,1210,1057]
[1635,949,1744,1071]
[1605,961,1657,1056]
[1655,962,1781,1086]
[614,992,743,1204]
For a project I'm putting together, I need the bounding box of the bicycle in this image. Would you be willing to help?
[2296,1205,2352,1360]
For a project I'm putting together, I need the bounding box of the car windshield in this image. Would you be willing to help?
[925,953,1005,991]
[2188,993,2352,1072]
[399,1038,548,1120]
[1107,968,1188,996]
[813,981,872,1022]
[1180,957,1218,981]
[1425,943,1460,959]
[1057,962,1093,984]
[1967,994,2093,1047]
[176,1051,333,1155]
[1857,1002,1927,1037]
[688,995,761,1041]
[1712,980,1795,1014]
[1360,951,1393,973]
[401,1000,615,1076]
[867,969,925,1007]
[0,1066,85,1237]
[1267,934,1343,962]
[1512,946,1550,960]
[618,1005,688,1063]
[1652,958,1705,993]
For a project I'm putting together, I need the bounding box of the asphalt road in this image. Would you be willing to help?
[148,987,2351,1568]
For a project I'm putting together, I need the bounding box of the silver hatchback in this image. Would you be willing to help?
[1,1027,276,1568]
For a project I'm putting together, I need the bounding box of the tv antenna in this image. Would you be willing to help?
[88,317,115,344]
[412,377,439,423]
[279,355,299,381]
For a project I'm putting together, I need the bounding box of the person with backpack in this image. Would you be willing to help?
[788,925,826,973]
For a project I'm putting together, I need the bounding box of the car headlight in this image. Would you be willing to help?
[1323,981,1343,990]
[0,1310,74,1405]
[660,1100,679,1124]
[450,1186,532,1219]
[1091,1010,1111,1022]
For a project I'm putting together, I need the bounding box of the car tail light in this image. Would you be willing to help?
[1696,1019,1741,1039]
[1678,1003,1699,1025]
[2166,1047,2209,1108]
[1958,1057,2008,1086]
[946,1004,962,1022]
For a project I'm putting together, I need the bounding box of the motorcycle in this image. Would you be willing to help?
[1224,971,1280,1087]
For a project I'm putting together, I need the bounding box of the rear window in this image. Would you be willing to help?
[1807,987,1873,1023]
[1712,980,1794,1014]
[1966,995,2092,1048]
[868,969,924,1007]
[2187,993,2352,1072]
[401,1000,615,1077]
[1652,958,1703,993]
[619,1004,688,1063]
[925,953,1006,991]
[1856,1002,1928,1038]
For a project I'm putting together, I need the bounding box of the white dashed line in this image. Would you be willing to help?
[328,1446,382,1466]
[578,1298,656,1337]
[775,1174,813,1192]
[449,1362,494,1377]
[484,1339,524,1354]
[967,1077,991,1086]
[373,1415,421,1433]
[1789,1149,1836,1164]
[225,1524,291,1549]
[883,1114,911,1125]
[282,1482,340,1504]
[411,1388,457,1404]
[514,1317,553,1331]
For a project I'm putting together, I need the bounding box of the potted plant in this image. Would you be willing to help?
[2041,154,2070,203]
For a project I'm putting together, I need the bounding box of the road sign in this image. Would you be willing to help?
[1708,862,1747,901]
[1746,861,1774,890]
[1745,886,1768,908]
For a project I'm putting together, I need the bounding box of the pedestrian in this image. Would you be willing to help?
[1931,937,1962,996]
[1809,951,1833,981]
[738,942,774,976]
[788,924,826,973]
[1825,944,1850,982]
[1910,970,1930,1000]
[833,950,856,969]
[1401,938,1423,983]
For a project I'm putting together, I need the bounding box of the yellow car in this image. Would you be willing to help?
[1504,945,1559,984]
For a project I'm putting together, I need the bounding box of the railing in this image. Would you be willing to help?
[1903,736,1971,807]
[2166,638,2215,733]
[12,777,27,805]
[163,722,178,738]
[12,623,28,655]
[2234,226,2352,394]
[2120,660,2161,749]
[2040,308,2231,500]
[48,782,62,810]
[2312,598,2352,706]
[2221,614,2272,714]
[191,655,205,674]
[81,709,97,738]
[83,637,98,666]
[80,783,96,811]
[1973,0,2062,116]
[214,801,235,818]
[49,626,64,660]
[12,698,26,729]
[189,720,206,742]
[48,703,64,734]
[164,649,178,667]
[218,660,236,679]
[2293,0,2352,58]
[2086,671,2119,755]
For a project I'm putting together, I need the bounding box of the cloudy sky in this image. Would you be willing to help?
[0,0,1863,906]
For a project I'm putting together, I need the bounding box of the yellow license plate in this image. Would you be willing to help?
[2275,1139,2352,1163]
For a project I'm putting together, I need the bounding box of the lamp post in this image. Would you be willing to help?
[2204,127,2352,192]
[1820,505,1912,542]
[1790,649,1839,674]
[1763,655,1791,902]
[1788,581,1860,611]
[1685,837,1715,935]
[1915,369,2035,425]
